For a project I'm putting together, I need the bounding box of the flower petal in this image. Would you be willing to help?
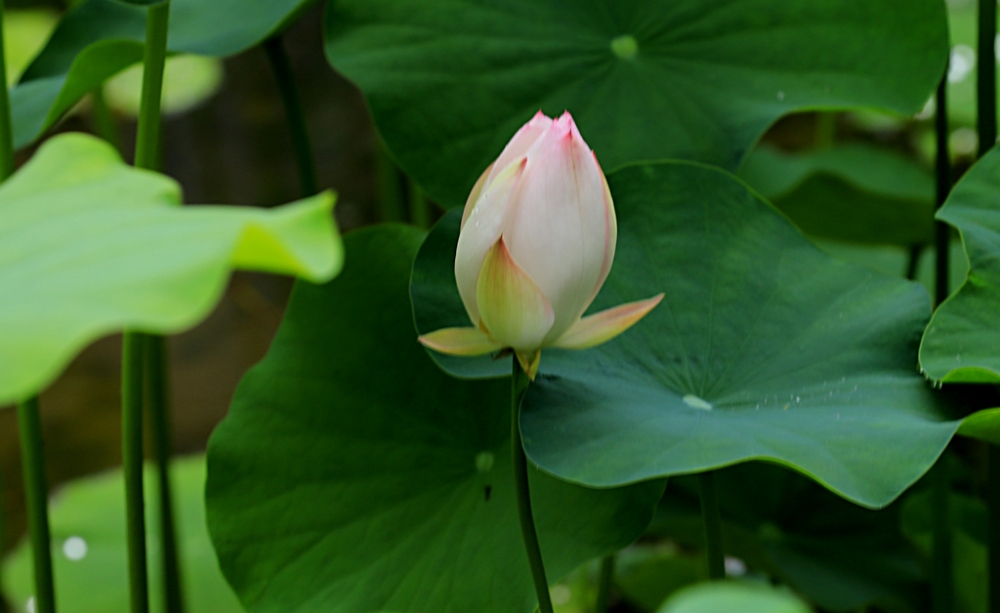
[504,112,615,345]
[454,158,527,326]
[477,237,554,352]
[460,163,493,230]
[418,326,502,356]
[483,110,552,187]
[552,294,664,350]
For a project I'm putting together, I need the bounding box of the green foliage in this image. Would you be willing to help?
[102,54,223,116]
[614,547,704,611]
[325,0,946,207]
[0,132,342,406]
[921,144,1000,385]
[9,0,316,148]
[205,225,665,613]
[652,464,924,612]
[3,456,241,613]
[3,9,58,86]
[412,162,959,507]
[740,144,935,246]
[902,488,987,613]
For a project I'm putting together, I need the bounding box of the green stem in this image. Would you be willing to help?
[976,3,1000,609]
[410,181,431,229]
[932,59,954,613]
[935,75,951,306]
[145,336,184,613]
[511,359,553,613]
[698,471,725,580]
[90,86,121,153]
[595,554,616,613]
[124,6,172,613]
[262,36,319,197]
[0,0,13,181]
[122,332,149,613]
[134,2,170,173]
[17,397,55,613]
[931,462,953,613]
[376,141,405,222]
[979,0,997,157]
[989,446,1000,613]
[3,9,38,613]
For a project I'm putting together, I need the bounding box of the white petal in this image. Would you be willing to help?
[504,112,616,344]
[461,163,493,230]
[418,326,503,356]
[454,159,526,326]
[483,111,552,188]
[552,294,663,350]
[476,238,555,352]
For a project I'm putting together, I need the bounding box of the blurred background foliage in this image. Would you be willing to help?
[0,0,995,612]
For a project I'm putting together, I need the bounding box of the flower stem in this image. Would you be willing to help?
[125,5,172,613]
[17,397,56,613]
[698,471,725,580]
[262,35,319,197]
[145,336,184,613]
[595,554,616,613]
[511,358,553,613]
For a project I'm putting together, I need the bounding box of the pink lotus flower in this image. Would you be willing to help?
[419,111,663,379]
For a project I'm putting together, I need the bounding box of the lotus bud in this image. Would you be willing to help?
[419,111,663,379]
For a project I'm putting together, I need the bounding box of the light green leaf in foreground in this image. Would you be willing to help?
[3,456,242,613]
[0,132,342,406]
[658,583,811,613]
[206,225,664,613]
[325,0,946,207]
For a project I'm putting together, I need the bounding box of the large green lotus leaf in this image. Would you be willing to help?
[0,132,341,407]
[411,161,959,507]
[205,225,665,613]
[658,583,810,613]
[10,0,315,148]
[325,0,946,208]
[3,456,242,613]
[739,144,934,246]
[921,145,1000,385]
[650,464,924,612]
